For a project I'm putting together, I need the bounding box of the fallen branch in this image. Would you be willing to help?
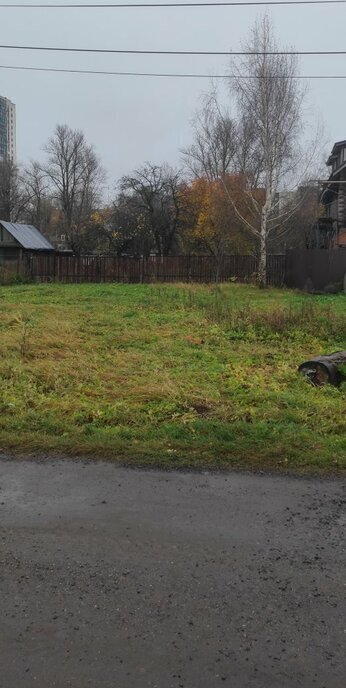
[298,351,346,387]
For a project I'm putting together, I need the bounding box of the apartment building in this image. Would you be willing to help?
[0,96,16,162]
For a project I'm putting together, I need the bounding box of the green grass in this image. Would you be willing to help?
[0,282,345,472]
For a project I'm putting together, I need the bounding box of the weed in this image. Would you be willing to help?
[0,265,30,286]
[18,315,34,359]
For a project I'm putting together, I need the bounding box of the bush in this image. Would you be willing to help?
[0,265,30,286]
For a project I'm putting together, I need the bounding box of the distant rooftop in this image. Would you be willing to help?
[327,140,346,165]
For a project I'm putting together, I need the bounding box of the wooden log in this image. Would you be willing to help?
[298,351,346,387]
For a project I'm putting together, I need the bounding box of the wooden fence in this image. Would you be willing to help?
[22,253,287,286]
[285,249,346,291]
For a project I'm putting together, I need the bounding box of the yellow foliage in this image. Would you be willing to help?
[182,175,258,254]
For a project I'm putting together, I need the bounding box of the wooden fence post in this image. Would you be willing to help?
[140,255,144,284]
[188,254,192,283]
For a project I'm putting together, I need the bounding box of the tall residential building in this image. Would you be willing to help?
[0,96,16,162]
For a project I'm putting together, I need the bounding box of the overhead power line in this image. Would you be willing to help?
[1,44,346,56]
[1,63,346,78]
[1,1,346,7]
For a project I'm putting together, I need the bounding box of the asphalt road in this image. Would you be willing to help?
[0,458,344,688]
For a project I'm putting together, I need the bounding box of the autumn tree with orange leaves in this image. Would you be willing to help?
[182,174,259,279]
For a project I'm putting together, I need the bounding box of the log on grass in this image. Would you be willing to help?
[298,351,346,387]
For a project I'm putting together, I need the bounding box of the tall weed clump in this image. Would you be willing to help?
[0,265,30,286]
[203,291,346,342]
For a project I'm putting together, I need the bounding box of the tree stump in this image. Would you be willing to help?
[298,351,346,387]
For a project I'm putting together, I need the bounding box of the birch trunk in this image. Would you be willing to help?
[258,190,272,288]
[258,216,267,288]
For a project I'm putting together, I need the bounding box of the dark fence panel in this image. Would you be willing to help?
[286,249,346,291]
[27,254,142,284]
[24,253,288,286]
[267,254,286,287]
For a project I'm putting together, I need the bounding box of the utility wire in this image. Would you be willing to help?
[1,1,346,8]
[0,44,346,55]
[1,63,346,77]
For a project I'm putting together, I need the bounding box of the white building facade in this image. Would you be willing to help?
[0,96,16,162]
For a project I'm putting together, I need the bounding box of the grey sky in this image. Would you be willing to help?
[1,0,345,192]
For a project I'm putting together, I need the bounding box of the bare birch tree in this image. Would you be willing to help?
[228,15,305,286]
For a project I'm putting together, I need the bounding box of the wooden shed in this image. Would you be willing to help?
[0,221,54,264]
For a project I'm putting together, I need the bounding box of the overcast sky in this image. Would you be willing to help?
[1,0,346,192]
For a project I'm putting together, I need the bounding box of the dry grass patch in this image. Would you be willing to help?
[0,282,345,471]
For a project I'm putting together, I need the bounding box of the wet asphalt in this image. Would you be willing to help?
[0,458,344,688]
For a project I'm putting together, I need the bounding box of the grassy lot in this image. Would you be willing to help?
[0,282,345,472]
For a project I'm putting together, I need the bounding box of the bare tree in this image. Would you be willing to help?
[43,125,105,254]
[120,163,185,256]
[0,160,28,221]
[235,114,263,188]
[22,160,55,231]
[227,15,305,286]
[181,94,238,182]
[88,198,152,257]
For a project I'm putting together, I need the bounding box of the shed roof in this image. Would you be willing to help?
[0,221,54,251]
